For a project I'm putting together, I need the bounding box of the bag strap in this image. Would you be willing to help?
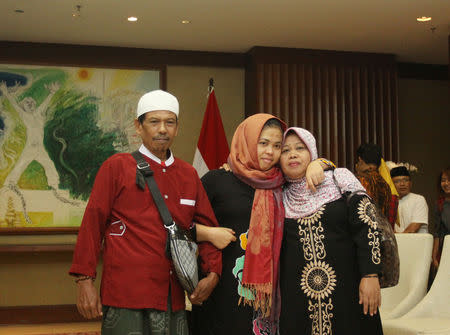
[131,150,175,230]
[332,171,367,203]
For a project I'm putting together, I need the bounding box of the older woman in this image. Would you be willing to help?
[279,127,383,335]
[192,115,329,335]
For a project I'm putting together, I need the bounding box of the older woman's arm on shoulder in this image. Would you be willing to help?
[305,158,336,192]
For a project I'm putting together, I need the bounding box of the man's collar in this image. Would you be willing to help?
[138,144,174,167]
[399,192,411,200]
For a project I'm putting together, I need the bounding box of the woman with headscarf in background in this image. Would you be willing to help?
[279,127,383,335]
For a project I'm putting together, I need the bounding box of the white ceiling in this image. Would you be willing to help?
[1,0,449,64]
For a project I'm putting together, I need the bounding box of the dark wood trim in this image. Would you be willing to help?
[397,62,449,80]
[0,227,78,235]
[0,244,74,253]
[0,41,246,70]
[0,304,100,324]
[247,46,397,65]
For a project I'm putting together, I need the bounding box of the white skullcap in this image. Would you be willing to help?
[136,90,179,118]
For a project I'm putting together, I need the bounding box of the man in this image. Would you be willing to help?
[391,166,429,233]
[355,143,398,227]
[69,90,221,335]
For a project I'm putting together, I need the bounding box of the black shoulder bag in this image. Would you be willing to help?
[131,151,199,293]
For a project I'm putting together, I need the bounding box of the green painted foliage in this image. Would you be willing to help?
[44,89,118,200]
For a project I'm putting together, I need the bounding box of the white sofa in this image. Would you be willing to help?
[382,235,450,335]
[380,233,433,320]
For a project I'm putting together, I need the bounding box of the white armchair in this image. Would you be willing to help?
[382,235,450,335]
[380,233,433,320]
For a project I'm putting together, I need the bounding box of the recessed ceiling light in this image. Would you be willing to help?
[416,16,432,22]
[181,20,191,24]
[128,16,138,22]
[14,9,24,13]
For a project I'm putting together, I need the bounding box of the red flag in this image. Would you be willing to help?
[193,89,229,178]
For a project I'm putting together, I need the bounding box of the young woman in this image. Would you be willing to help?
[432,167,450,268]
[279,127,383,335]
[192,115,327,335]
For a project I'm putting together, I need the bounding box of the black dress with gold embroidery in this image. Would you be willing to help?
[280,195,383,335]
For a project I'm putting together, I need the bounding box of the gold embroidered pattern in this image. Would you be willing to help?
[298,208,325,262]
[301,261,336,300]
[357,197,381,264]
[298,207,335,335]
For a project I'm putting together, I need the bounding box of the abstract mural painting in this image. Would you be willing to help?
[0,64,162,230]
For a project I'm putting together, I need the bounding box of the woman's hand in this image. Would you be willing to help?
[208,227,236,249]
[432,238,440,268]
[359,276,381,316]
[196,224,236,249]
[305,160,326,192]
[221,163,231,171]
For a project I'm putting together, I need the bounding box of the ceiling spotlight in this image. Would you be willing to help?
[14,9,24,13]
[128,16,138,22]
[72,5,82,18]
[416,16,432,22]
[181,20,191,24]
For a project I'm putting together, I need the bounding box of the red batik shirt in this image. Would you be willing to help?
[70,146,221,311]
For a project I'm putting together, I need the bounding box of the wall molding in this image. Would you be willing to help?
[0,41,246,69]
[0,304,99,324]
[1,41,447,81]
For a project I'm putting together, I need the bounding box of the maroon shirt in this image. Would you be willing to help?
[70,147,221,311]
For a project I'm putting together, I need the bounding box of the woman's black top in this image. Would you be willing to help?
[280,194,383,335]
[191,169,258,335]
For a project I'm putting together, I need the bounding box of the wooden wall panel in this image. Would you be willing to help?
[245,47,399,168]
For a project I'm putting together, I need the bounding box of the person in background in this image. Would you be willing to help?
[69,90,221,335]
[391,166,429,233]
[279,128,383,335]
[432,167,450,268]
[355,143,398,228]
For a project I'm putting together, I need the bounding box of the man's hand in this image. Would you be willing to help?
[189,272,219,305]
[403,222,422,233]
[359,276,381,316]
[76,279,102,319]
[306,160,326,192]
